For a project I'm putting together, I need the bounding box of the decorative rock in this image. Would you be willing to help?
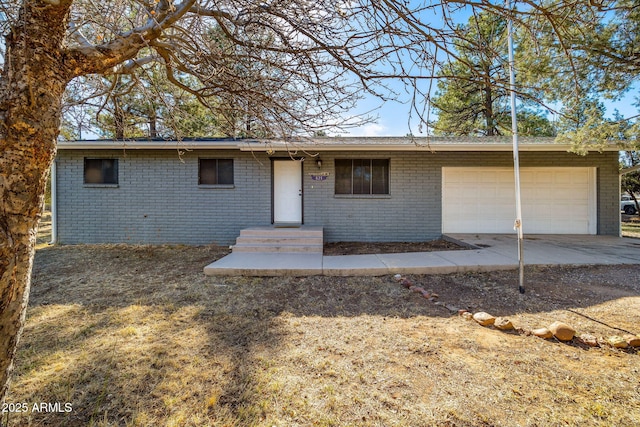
[548,321,575,341]
[532,327,554,339]
[606,336,628,349]
[494,317,514,331]
[393,274,403,282]
[462,312,474,321]
[472,312,496,327]
[421,291,431,299]
[431,293,439,299]
[578,333,599,347]
[625,335,640,347]
[401,279,412,288]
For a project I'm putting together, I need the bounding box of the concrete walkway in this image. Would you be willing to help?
[203,234,640,276]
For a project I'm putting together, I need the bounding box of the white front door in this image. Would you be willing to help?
[273,160,302,224]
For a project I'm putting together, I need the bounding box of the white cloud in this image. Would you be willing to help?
[339,123,387,137]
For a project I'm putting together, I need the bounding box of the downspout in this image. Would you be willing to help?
[620,172,623,237]
[49,159,57,244]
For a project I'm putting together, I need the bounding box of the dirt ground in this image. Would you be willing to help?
[323,239,466,255]
[3,240,639,426]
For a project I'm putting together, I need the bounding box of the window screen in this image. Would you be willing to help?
[199,159,234,185]
[335,159,389,195]
[84,158,118,184]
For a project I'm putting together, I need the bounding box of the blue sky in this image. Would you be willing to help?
[341,89,639,137]
[336,3,639,137]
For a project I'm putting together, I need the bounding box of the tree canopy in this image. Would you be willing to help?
[430,11,555,137]
[515,0,640,147]
[3,1,636,141]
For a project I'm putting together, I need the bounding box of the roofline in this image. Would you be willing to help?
[56,140,239,150]
[56,137,620,152]
[238,142,586,152]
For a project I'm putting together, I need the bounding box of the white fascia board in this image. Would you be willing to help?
[56,140,239,150]
[238,142,611,152]
[58,139,620,152]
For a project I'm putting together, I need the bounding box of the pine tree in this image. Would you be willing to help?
[432,12,555,137]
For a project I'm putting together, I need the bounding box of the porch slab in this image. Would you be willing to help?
[204,234,640,277]
[322,254,389,276]
[377,250,518,274]
[204,252,323,276]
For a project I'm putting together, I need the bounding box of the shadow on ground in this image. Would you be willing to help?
[5,244,638,426]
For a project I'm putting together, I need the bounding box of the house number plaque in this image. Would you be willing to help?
[308,172,329,181]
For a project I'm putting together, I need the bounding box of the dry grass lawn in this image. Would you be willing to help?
[622,214,640,238]
[3,243,640,427]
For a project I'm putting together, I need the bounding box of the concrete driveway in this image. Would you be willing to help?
[447,234,640,266]
[204,234,640,276]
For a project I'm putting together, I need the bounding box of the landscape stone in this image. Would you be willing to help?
[548,321,575,341]
[578,334,599,347]
[461,312,474,321]
[472,312,496,327]
[494,317,514,331]
[606,336,628,349]
[532,327,554,339]
[625,335,640,347]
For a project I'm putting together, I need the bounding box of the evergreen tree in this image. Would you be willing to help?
[431,12,555,137]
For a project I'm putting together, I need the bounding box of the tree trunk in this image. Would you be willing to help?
[483,79,495,136]
[627,189,640,217]
[114,98,126,140]
[0,1,71,404]
[149,111,158,138]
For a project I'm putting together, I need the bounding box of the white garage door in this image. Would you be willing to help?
[442,167,596,234]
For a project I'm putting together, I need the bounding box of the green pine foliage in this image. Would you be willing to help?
[431,12,555,137]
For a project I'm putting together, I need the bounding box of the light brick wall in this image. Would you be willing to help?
[55,150,272,245]
[55,148,620,244]
[303,152,441,242]
[303,150,619,241]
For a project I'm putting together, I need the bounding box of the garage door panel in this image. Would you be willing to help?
[443,167,596,234]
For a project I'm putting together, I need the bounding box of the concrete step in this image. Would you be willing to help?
[232,243,323,253]
[232,226,324,254]
[235,236,322,246]
[239,226,323,238]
